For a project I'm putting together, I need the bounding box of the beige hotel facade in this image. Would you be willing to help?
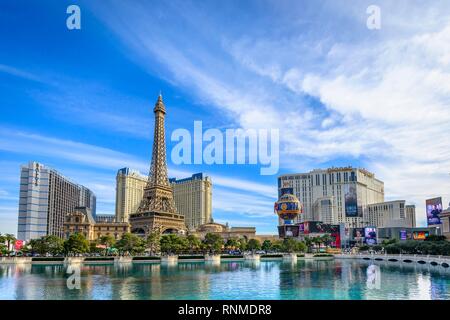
[115,168,212,231]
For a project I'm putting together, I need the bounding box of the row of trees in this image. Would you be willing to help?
[359,236,450,256]
[18,232,334,256]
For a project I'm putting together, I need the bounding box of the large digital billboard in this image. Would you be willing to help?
[278,225,300,238]
[353,228,365,239]
[345,185,358,217]
[364,227,377,245]
[426,197,442,226]
[303,221,339,234]
[412,231,429,240]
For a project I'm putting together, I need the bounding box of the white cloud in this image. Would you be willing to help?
[88,1,450,227]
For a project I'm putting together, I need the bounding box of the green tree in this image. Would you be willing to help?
[282,238,298,253]
[296,241,307,253]
[321,234,333,248]
[43,235,64,255]
[225,238,239,251]
[312,236,323,251]
[186,234,201,253]
[425,235,447,242]
[116,233,145,255]
[0,234,7,255]
[237,238,247,252]
[64,233,90,255]
[261,240,272,252]
[99,235,116,255]
[160,234,185,255]
[146,232,161,255]
[202,233,223,254]
[304,237,314,253]
[246,239,261,253]
[271,240,283,252]
[3,234,16,255]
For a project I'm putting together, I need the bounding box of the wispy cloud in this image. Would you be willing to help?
[87,0,450,225]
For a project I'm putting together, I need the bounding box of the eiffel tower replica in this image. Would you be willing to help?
[129,94,186,236]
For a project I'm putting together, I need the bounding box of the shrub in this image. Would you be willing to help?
[84,257,114,261]
[313,253,333,257]
[32,257,65,262]
[132,256,160,261]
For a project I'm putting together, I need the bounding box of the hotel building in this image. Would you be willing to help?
[278,167,385,228]
[365,200,416,228]
[115,168,147,223]
[169,173,212,231]
[64,207,129,241]
[17,161,96,241]
[115,168,212,231]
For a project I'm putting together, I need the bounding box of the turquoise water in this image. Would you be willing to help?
[0,260,449,300]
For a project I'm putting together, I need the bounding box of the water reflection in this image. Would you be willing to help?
[0,260,449,300]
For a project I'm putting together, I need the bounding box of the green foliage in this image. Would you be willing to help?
[237,238,247,251]
[29,235,64,255]
[146,232,161,254]
[246,239,261,252]
[99,235,116,248]
[186,235,201,253]
[261,240,272,252]
[64,233,90,255]
[160,234,186,254]
[116,233,145,255]
[425,235,447,242]
[225,238,239,250]
[282,238,298,253]
[202,233,224,254]
[383,240,450,256]
[271,240,283,252]
[313,253,333,257]
[296,241,307,253]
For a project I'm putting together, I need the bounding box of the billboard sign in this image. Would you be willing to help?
[345,185,358,217]
[399,230,407,241]
[364,227,377,245]
[304,221,339,234]
[413,231,429,240]
[353,228,365,239]
[278,225,300,238]
[426,197,442,226]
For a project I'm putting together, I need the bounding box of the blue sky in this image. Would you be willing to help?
[1,0,450,235]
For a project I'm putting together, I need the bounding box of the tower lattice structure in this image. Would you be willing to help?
[129,95,186,235]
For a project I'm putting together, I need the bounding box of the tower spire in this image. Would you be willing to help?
[129,94,186,237]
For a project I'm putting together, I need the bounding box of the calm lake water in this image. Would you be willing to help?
[0,259,449,300]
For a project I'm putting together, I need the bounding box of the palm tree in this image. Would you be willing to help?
[321,234,333,248]
[312,236,323,252]
[304,237,314,253]
[4,234,16,255]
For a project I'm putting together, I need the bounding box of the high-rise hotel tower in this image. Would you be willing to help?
[17,161,96,241]
[170,173,212,231]
[278,167,384,228]
[115,168,147,223]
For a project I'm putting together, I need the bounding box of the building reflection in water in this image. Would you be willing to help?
[1,259,450,300]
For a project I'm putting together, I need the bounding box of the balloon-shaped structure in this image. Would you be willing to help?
[274,193,302,224]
